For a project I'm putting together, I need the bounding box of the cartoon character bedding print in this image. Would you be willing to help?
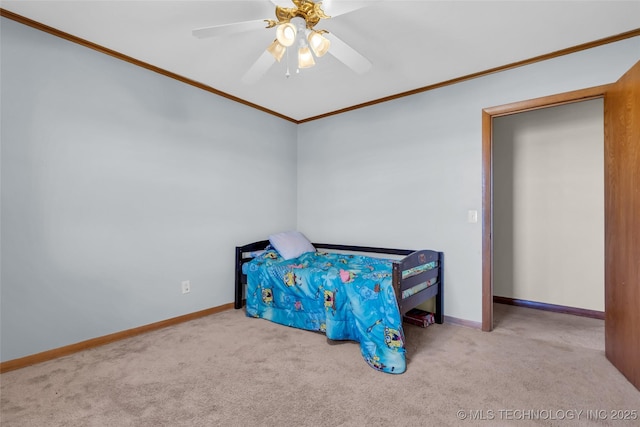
[243,249,406,374]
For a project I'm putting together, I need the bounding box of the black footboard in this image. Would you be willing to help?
[393,250,444,323]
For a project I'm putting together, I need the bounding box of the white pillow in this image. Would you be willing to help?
[268,231,316,260]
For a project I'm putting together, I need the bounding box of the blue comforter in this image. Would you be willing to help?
[243,249,406,374]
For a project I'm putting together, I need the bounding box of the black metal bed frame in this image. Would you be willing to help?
[234,240,444,323]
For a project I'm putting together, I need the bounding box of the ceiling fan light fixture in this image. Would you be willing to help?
[276,22,297,47]
[298,46,315,69]
[308,31,330,57]
[267,39,286,62]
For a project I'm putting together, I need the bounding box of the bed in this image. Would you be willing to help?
[234,234,444,374]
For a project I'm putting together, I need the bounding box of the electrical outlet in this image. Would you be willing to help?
[181,280,191,294]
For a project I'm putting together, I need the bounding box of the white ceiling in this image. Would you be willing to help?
[2,1,639,121]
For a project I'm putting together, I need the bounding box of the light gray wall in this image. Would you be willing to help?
[297,37,639,323]
[2,16,638,362]
[0,18,298,362]
[493,99,604,311]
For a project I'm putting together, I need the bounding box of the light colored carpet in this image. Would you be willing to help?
[1,304,638,426]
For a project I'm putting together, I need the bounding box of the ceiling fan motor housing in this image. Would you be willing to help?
[274,0,330,30]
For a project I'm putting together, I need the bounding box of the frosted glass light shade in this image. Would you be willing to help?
[276,23,297,47]
[298,46,315,68]
[267,39,286,61]
[308,31,330,57]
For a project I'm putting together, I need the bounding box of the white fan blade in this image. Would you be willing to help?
[242,50,276,84]
[192,19,267,39]
[320,1,371,17]
[324,32,371,74]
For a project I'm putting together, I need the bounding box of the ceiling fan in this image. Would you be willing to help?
[192,0,372,83]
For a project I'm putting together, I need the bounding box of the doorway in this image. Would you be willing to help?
[481,85,610,332]
[492,99,604,316]
[482,61,640,391]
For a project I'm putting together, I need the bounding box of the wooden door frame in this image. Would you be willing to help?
[481,85,611,331]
